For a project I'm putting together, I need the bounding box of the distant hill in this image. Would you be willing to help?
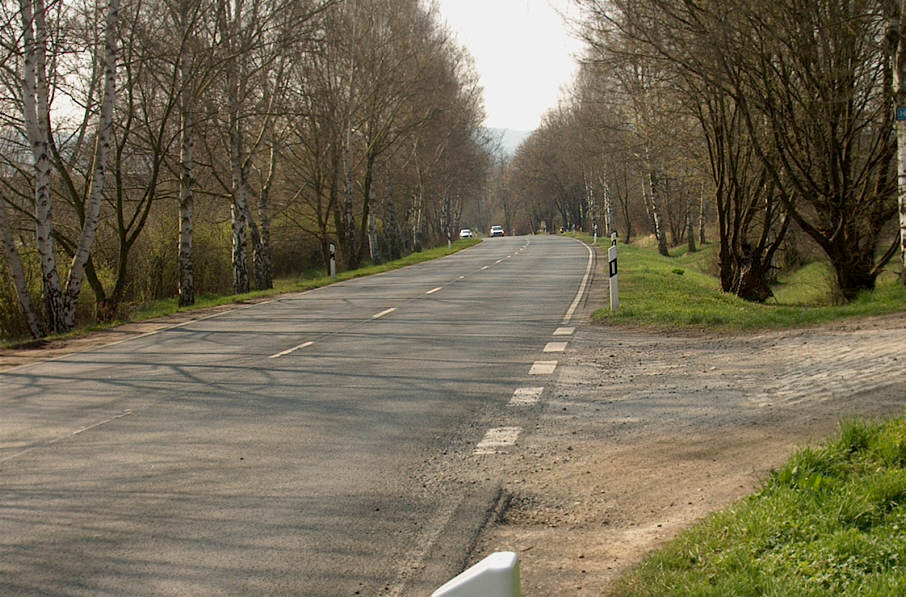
[485,127,531,156]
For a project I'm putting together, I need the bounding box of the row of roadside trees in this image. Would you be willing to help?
[0,0,493,341]
[507,0,906,303]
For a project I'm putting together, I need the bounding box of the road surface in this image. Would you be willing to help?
[0,235,593,596]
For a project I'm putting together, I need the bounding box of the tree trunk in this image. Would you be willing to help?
[256,145,276,290]
[893,0,906,282]
[686,192,697,253]
[20,0,65,334]
[178,77,195,306]
[641,157,669,256]
[61,0,119,330]
[229,88,250,294]
[699,183,707,245]
[0,197,43,338]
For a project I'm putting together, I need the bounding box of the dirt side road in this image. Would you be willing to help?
[470,310,906,595]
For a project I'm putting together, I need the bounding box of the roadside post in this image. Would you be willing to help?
[431,551,520,597]
[609,233,619,311]
[593,222,598,245]
[329,243,336,279]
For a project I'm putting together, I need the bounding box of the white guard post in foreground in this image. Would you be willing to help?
[431,551,521,597]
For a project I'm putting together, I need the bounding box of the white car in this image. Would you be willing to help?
[459,228,474,239]
[490,225,504,237]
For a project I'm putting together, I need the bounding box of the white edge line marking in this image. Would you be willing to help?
[426,287,442,295]
[543,342,568,353]
[372,307,397,319]
[529,360,558,375]
[562,241,594,325]
[509,387,544,406]
[269,341,314,359]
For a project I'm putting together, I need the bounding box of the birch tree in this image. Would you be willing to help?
[16,0,119,334]
[888,0,906,281]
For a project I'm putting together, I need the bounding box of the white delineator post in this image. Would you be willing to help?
[431,551,521,597]
[609,233,619,311]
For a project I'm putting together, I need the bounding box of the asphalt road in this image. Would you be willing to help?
[0,235,593,596]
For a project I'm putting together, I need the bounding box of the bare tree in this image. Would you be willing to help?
[14,0,119,334]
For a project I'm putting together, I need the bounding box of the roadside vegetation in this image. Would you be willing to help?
[614,418,906,596]
[2,238,480,348]
[581,236,906,332]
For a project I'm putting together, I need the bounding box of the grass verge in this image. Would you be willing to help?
[614,418,906,596]
[579,236,906,332]
[3,239,480,348]
[134,238,481,320]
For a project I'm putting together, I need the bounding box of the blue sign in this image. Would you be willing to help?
[897,107,906,121]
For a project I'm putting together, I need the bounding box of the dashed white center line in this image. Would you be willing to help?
[269,341,314,359]
[426,287,442,295]
[458,275,466,279]
[0,409,134,464]
[553,326,575,336]
[473,427,522,455]
[481,265,490,270]
[372,307,397,319]
[529,360,558,375]
[544,342,568,353]
[509,387,544,406]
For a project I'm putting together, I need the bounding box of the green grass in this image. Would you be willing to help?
[133,239,481,320]
[578,235,906,332]
[614,418,906,596]
[3,239,480,348]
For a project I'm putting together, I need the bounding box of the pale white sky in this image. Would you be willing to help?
[435,0,584,132]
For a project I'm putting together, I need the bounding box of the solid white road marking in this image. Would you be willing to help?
[529,361,558,375]
[543,341,568,353]
[269,341,314,359]
[372,307,397,319]
[553,326,575,336]
[509,387,544,406]
[426,287,442,295]
[473,427,522,455]
[562,241,594,324]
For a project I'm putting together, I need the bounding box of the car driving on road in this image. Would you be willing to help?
[459,228,473,239]
[490,225,504,237]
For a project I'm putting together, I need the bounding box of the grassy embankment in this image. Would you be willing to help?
[3,238,480,348]
[570,235,906,596]
[615,419,906,596]
[581,236,906,331]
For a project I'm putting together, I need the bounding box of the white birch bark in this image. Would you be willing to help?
[894,1,906,280]
[0,197,43,337]
[62,0,119,330]
[20,0,64,333]
[177,5,196,307]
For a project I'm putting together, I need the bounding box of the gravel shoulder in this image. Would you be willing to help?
[470,276,906,594]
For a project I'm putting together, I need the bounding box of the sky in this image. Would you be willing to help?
[434,0,585,132]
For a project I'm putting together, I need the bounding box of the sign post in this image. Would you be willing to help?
[608,233,619,311]
[329,243,336,279]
